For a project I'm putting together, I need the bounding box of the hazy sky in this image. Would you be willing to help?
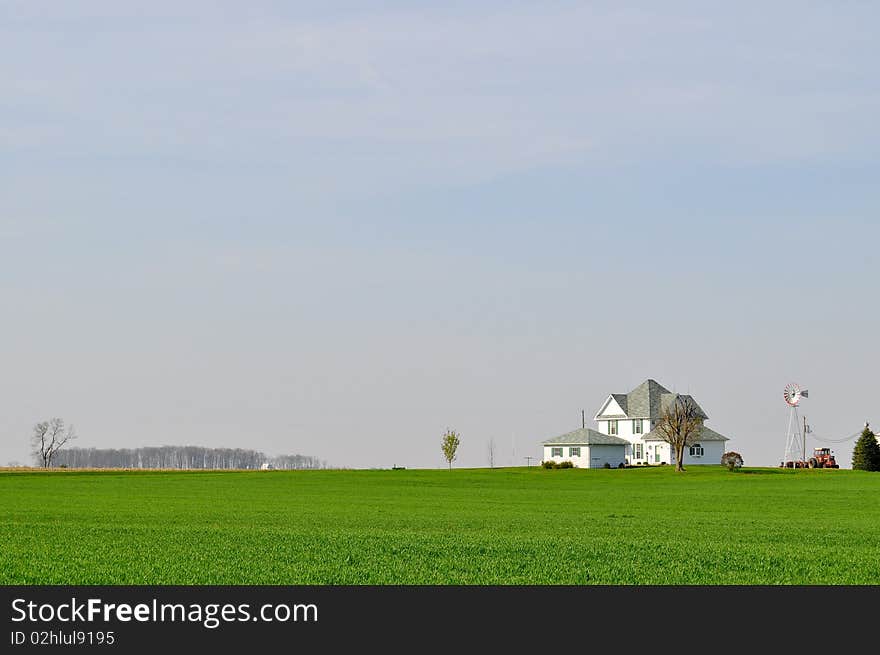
[2,1,878,469]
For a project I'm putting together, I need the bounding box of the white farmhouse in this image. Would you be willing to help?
[542,379,730,468]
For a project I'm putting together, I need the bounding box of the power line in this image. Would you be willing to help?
[809,430,861,444]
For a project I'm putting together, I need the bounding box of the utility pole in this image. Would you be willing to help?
[803,416,806,466]
[803,417,812,465]
[524,456,533,468]
[582,410,585,429]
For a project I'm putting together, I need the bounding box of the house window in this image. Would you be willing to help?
[551,447,563,458]
[608,420,618,435]
[689,444,704,457]
[569,447,581,457]
[634,443,643,460]
[633,419,643,434]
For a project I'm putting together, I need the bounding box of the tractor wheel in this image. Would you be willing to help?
[808,458,818,469]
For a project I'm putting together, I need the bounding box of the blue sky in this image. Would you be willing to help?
[1,1,878,468]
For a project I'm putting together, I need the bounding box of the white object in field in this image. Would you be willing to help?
[781,383,809,466]
[783,383,808,407]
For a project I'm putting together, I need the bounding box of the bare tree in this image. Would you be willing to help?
[31,418,77,468]
[655,395,704,472]
[487,437,496,469]
[52,446,326,470]
[441,429,461,471]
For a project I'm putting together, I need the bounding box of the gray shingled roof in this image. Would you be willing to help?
[642,425,729,442]
[596,380,711,421]
[542,428,630,446]
[658,393,708,420]
[625,379,671,418]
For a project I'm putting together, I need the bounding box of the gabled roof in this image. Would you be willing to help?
[595,394,628,419]
[642,425,729,442]
[594,379,711,421]
[542,428,630,446]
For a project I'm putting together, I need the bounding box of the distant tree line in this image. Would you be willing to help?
[51,446,326,470]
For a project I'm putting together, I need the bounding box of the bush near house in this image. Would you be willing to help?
[721,452,744,471]
[541,460,574,469]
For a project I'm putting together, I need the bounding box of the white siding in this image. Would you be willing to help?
[543,445,590,468]
[666,440,727,466]
[599,418,654,441]
[646,441,672,464]
[627,440,647,465]
[545,440,727,467]
[597,397,626,418]
[681,440,726,466]
[542,444,626,469]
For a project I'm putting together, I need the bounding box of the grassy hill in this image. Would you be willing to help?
[2,465,879,584]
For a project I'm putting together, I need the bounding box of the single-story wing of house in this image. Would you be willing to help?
[642,424,730,465]
[541,428,630,469]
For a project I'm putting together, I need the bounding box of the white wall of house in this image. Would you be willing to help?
[546,438,727,467]
[599,418,654,441]
[542,445,626,468]
[626,441,646,464]
[645,441,672,464]
[598,397,626,417]
[543,445,589,467]
[601,418,653,464]
[637,440,725,466]
[677,441,726,466]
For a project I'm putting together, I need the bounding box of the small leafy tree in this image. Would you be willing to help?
[852,425,880,472]
[721,451,744,471]
[441,429,461,471]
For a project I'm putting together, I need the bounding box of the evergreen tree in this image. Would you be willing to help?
[852,425,880,472]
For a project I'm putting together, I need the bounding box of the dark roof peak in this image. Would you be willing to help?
[625,379,672,418]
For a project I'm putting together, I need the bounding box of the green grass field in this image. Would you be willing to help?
[2,466,879,584]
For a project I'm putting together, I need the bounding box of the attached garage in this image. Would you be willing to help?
[541,428,628,469]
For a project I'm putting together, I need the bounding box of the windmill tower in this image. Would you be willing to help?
[782,383,808,467]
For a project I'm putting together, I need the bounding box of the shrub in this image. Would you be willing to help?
[603,462,611,469]
[721,451,744,471]
[617,462,625,469]
[852,427,880,471]
[542,460,575,469]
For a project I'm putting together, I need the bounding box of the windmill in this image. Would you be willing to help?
[781,383,809,467]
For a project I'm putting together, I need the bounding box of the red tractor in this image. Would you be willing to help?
[808,447,839,469]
